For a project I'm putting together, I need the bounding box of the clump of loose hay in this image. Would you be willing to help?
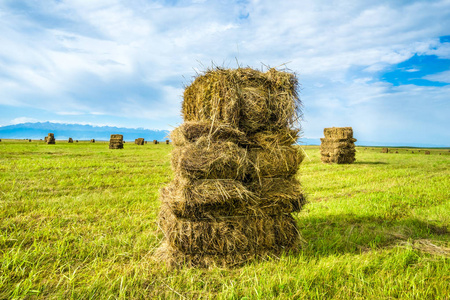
[381,148,389,153]
[109,134,123,149]
[46,133,55,144]
[182,68,301,134]
[156,66,304,268]
[135,138,145,145]
[320,127,356,164]
[68,138,73,143]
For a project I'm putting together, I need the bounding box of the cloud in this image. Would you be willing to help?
[10,117,39,124]
[0,0,449,144]
[423,70,450,83]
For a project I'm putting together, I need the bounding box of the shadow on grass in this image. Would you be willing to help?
[295,213,448,257]
[353,161,388,165]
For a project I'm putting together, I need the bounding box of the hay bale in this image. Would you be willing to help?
[145,141,148,144]
[135,138,145,145]
[381,148,389,153]
[182,68,301,134]
[46,133,55,144]
[166,140,170,144]
[158,203,299,254]
[161,177,305,219]
[320,128,356,164]
[90,139,95,143]
[68,138,73,143]
[153,140,159,144]
[109,134,123,149]
[425,150,430,155]
[395,151,398,153]
[76,140,78,143]
[0,139,1,142]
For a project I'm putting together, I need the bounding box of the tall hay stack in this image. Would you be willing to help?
[109,134,123,149]
[135,138,145,145]
[156,67,305,268]
[320,127,356,164]
[46,133,55,144]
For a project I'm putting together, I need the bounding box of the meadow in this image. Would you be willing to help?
[0,140,449,299]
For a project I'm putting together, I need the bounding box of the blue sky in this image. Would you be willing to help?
[0,0,449,146]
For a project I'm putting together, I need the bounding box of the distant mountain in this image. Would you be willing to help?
[0,122,169,141]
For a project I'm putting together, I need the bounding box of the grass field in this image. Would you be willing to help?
[0,140,449,299]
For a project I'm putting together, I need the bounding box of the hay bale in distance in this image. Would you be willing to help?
[166,140,170,144]
[425,150,430,155]
[153,140,158,144]
[109,134,123,149]
[90,139,95,143]
[46,133,55,144]
[68,138,73,143]
[381,148,389,153]
[76,140,78,143]
[320,127,356,164]
[135,138,145,145]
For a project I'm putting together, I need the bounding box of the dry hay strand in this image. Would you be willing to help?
[158,203,299,254]
[154,242,292,269]
[323,127,353,139]
[381,148,389,153]
[182,67,301,133]
[68,138,73,143]
[249,145,303,179]
[161,177,305,219]
[171,137,250,180]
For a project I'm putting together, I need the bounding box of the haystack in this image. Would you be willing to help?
[46,133,55,144]
[68,138,73,143]
[90,139,95,143]
[109,134,123,149]
[320,127,356,164]
[135,138,145,145]
[156,67,304,269]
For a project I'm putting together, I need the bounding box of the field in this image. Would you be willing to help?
[0,140,449,299]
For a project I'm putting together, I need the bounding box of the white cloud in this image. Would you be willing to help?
[11,117,39,124]
[423,70,450,83]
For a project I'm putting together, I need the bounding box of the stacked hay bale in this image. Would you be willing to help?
[135,138,145,145]
[156,67,305,268]
[320,127,356,164]
[46,133,55,144]
[109,134,124,149]
[68,138,73,143]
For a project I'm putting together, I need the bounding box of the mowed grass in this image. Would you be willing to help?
[0,140,449,299]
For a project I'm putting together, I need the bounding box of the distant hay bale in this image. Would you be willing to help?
[90,139,95,143]
[29,139,31,142]
[135,138,145,145]
[411,151,414,154]
[320,127,356,164]
[46,133,55,144]
[76,140,78,143]
[166,140,170,144]
[395,151,398,153]
[145,141,148,144]
[109,134,123,149]
[0,139,2,142]
[425,150,430,155]
[381,148,389,153]
[153,140,159,144]
[68,138,73,143]
[182,68,301,134]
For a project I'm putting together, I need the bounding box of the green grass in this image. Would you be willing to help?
[0,140,449,299]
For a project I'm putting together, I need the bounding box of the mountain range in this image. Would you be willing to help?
[0,122,170,141]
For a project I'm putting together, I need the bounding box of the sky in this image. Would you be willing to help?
[0,0,449,146]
